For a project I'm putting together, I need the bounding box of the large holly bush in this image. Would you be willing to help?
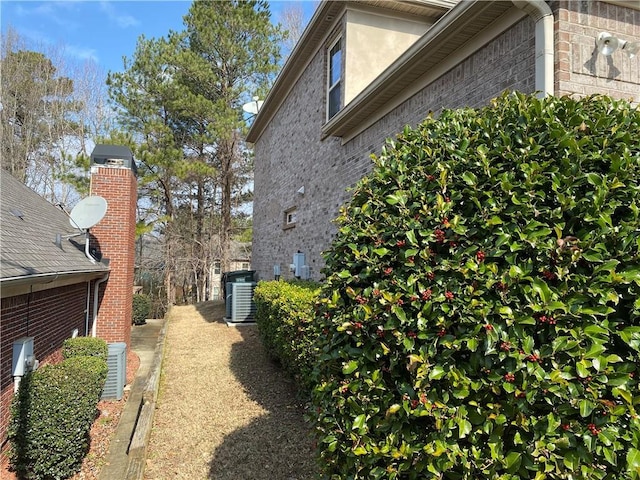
[312,93,640,479]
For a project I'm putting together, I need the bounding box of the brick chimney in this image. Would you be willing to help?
[89,145,137,346]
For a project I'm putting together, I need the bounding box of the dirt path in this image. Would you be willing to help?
[144,302,319,480]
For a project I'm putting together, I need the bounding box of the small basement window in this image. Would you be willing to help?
[283,207,298,229]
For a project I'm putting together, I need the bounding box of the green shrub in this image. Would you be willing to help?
[8,356,108,479]
[62,336,108,361]
[133,293,151,325]
[313,93,640,479]
[254,280,321,394]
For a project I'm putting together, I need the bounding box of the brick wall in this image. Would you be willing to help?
[90,165,137,346]
[553,1,639,101]
[253,16,537,281]
[0,283,90,449]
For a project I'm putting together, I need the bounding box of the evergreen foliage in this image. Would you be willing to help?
[62,336,108,361]
[254,280,321,394]
[313,93,640,479]
[8,356,108,479]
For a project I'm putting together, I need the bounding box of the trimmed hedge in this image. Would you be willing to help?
[62,336,108,361]
[133,293,151,325]
[254,280,321,394]
[313,93,640,479]
[8,356,108,479]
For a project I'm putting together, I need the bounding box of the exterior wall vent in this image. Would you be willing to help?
[102,342,127,400]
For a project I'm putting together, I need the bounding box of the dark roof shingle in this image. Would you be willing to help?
[1,173,108,282]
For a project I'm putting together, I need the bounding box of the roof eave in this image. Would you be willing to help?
[1,269,110,298]
[246,0,454,144]
[322,0,516,138]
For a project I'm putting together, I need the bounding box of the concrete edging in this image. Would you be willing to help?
[124,320,168,480]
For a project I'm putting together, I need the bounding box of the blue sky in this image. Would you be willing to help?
[1,0,317,74]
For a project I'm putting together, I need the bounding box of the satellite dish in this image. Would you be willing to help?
[242,97,263,115]
[69,196,108,230]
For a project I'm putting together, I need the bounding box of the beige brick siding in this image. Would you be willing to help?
[554,1,640,100]
[253,2,639,282]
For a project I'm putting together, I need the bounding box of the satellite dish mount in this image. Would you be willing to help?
[68,196,108,263]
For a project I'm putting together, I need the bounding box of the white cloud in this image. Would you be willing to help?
[63,45,100,64]
[99,1,140,28]
[12,2,81,33]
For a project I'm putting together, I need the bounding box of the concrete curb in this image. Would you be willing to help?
[125,319,167,480]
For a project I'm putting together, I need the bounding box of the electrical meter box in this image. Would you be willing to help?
[12,337,35,377]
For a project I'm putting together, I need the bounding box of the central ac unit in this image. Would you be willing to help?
[102,342,127,400]
[229,282,256,322]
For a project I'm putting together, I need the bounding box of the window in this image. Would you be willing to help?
[327,37,342,120]
[241,262,250,270]
[283,207,298,229]
[214,261,221,275]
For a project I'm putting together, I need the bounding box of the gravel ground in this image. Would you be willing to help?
[143,301,320,480]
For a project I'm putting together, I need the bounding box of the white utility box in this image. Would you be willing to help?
[12,337,35,377]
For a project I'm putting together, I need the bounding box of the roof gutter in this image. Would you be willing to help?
[512,0,554,97]
[0,270,109,298]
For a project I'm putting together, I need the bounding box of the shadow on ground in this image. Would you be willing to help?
[194,302,320,480]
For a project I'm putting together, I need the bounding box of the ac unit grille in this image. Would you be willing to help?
[230,282,256,322]
[102,342,127,400]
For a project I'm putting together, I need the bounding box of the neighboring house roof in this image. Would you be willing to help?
[0,173,108,286]
[247,0,518,143]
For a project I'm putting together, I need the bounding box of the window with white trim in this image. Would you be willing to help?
[327,37,343,120]
[283,207,298,229]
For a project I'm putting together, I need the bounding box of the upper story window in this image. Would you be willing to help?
[327,37,342,120]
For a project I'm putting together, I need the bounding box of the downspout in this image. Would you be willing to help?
[512,0,554,97]
[85,281,91,336]
[92,273,109,337]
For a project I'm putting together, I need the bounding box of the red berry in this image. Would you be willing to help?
[445,291,454,301]
[410,399,419,409]
[437,328,446,338]
[384,267,393,275]
[421,289,432,301]
[504,373,515,382]
[484,324,494,332]
[476,250,486,262]
[396,240,406,247]
[561,424,571,431]
[500,341,511,352]
[407,331,417,339]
